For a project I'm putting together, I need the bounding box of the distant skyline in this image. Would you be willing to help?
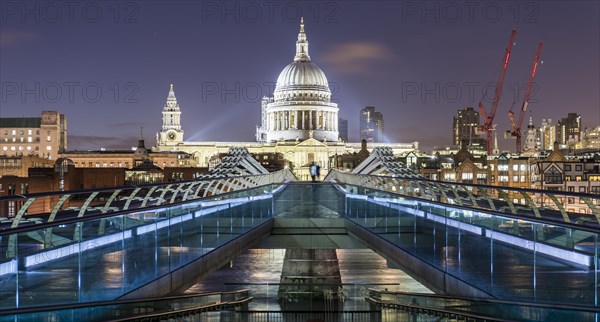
[1,1,598,151]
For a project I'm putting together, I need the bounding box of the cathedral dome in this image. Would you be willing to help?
[275,61,330,94]
[256,18,339,143]
[273,18,331,101]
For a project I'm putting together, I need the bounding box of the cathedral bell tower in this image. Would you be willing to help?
[158,84,184,146]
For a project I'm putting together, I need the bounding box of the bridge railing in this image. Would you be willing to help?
[326,170,600,228]
[366,289,600,321]
[0,170,295,310]
[329,177,600,306]
[0,289,251,321]
[0,169,296,229]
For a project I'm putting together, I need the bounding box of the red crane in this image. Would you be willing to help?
[479,29,517,155]
[508,42,543,154]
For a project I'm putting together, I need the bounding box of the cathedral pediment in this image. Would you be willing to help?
[294,138,327,147]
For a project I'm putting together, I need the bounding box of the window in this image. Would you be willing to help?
[544,166,563,184]
[498,164,509,171]
[576,165,582,171]
[576,176,582,181]
[513,175,519,183]
[520,175,526,182]
[28,129,32,135]
[568,186,574,192]
[499,176,509,182]
[462,172,473,180]
[490,164,495,171]
[11,130,16,135]
[513,164,519,171]
[591,186,600,194]
[579,187,586,193]
[565,165,571,171]
[27,137,32,142]
[46,146,51,151]
[520,164,526,171]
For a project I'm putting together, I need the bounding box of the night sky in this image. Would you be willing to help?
[1,1,598,151]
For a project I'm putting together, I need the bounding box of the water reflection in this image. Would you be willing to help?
[185,248,432,311]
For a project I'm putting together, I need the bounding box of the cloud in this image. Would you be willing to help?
[321,42,395,76]
[0,31,40,48]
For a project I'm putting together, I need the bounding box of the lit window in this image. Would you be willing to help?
[27,137,32,142]
[46,146,51,151]
[520,164,526,171]
[520,175,526,182]
[11,130,16,135]
[28,129,32,135]
[513,165,519,171]
[513,175,519,182]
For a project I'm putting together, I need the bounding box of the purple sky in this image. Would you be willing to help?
[1,1,599,151]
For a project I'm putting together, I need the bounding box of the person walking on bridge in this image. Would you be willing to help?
[309,162,317,182]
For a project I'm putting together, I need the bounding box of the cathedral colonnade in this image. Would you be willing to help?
[267,110,338,131]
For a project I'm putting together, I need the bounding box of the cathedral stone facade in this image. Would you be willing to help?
[255,18,339,143]
[156,19,418,180]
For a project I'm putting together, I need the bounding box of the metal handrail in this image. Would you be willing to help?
[0,169,296,202]
[339,182,600,234]
[0,169,296,228]
[367,289,600,312]
[0,289,251,316]
[327,170,600,199]
[0,181,281,237]
[108,297,254,322]
[327,170,600,227]
[365,296,514,322]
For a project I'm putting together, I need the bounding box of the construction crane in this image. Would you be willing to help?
[479,29,517,155]
[508,42,543,154]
